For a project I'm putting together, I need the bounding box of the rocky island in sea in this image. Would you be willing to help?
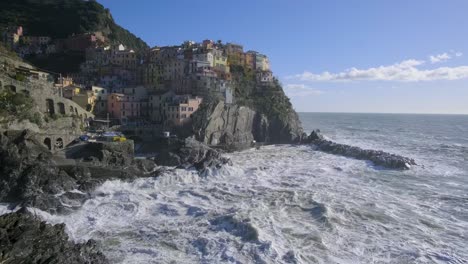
[0,0,418,262]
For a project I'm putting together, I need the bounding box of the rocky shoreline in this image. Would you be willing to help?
[0,128,417,262]
[304,130,417,170]
[0,129,232,262]
[0,208,109,264]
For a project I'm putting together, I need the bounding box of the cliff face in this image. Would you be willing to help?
[193,100,303,150]
[193,101,257,150]
[192,65,304,150]
[254,108,304,144]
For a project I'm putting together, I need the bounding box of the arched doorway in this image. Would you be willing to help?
[57,102,65,115]
[55,138,64,149]
[44,138,51,150]
[46,99,55,116]
[70,105,74,114]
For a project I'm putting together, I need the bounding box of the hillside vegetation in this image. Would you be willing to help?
[230,65,295,123]
[0,0,148,50]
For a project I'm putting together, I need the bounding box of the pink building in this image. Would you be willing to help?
[107,93,148,123]
[107,93,124,120]
[164,95,203,126]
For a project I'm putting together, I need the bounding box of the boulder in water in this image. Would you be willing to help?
[155,137,231,172]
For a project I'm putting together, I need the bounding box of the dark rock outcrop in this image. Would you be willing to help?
[306,130,416,170]
[0,209,108,264]
[192,101,256,150]
[65,141,135,166]
[0,130,157,213]
[192,101,303,150]
[155,137,231,172]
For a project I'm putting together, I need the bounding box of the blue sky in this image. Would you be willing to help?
[98,0,468,114]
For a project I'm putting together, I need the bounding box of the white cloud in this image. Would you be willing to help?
[455,52,463,57]
[429,53,451,64]
[284,84,323,97]
[289,57,468,82]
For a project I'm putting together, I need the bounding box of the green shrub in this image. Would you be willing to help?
[0,90,38,123]
[29,112,42,126]
[15,73,26,82]
[50,113,60,120]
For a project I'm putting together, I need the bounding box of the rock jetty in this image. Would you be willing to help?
[305,130,416,170]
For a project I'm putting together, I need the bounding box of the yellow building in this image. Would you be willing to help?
[72,90,96,112]
[63,85,81,99]
[244,52,255,69]
[213,49,229,73]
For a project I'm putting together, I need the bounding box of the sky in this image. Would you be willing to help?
[98,0,468,114]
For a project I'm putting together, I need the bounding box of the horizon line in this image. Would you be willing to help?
[297,111,468,116]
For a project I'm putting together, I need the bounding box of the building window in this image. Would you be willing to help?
[188,107,193,111]
[181,107,187,111]
[181,114,186,118]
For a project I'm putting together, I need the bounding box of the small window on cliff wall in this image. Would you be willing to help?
[55,138,63,149]
[57,102,65,115]
[46,99,55,116]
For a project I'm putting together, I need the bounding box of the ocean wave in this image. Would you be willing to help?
[3,143,466,263]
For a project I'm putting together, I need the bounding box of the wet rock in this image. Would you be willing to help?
[306,130,416,170]
[303,129,324,142]
[0,209,108,264]
[209,214,259,242]
[0,130,158,213]
[66,141,135,167]
[192,101,304,150]
[155,137,231,172]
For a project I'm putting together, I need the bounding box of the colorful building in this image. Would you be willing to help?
[72,90,96,112]
[107,93,125,120]
[164,95,203,126]
[2,26,23,48]
[63,85,81,99]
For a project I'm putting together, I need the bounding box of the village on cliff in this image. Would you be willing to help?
[2,26,275,135]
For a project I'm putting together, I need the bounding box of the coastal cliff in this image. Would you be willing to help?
[193,101,303,150]
[192,101,256,150]
[192,66,304,150]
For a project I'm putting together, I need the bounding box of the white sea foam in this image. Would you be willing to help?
[20,144,467,264]
[3,113,468,263]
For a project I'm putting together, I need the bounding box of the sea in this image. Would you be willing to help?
[2,113,468,263]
